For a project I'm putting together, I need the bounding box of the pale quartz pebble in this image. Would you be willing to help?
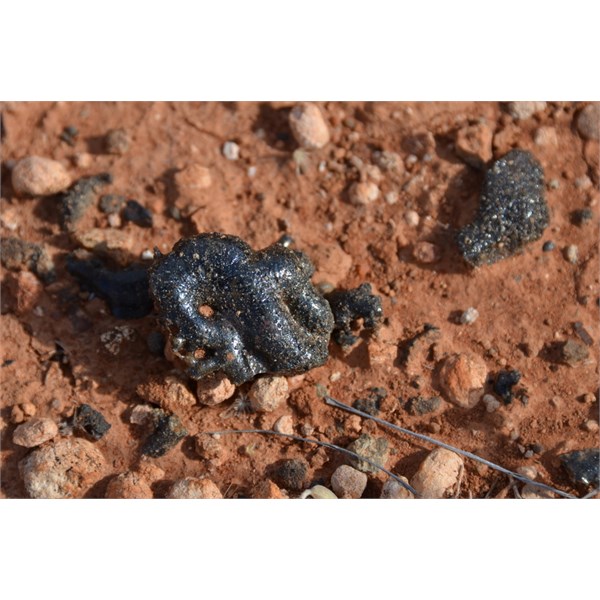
[460,307,479,325]
[404,210,420,228]
[196,373,236,406]
[289,102,330,150]
[249,376,289,412]
[411,448,464,499]
[349,181,379,206]
[507,101,546,120]
[12,156,71,196]
[13,417,58,447]
[222,141,240,160]
[273,415,294,435]
[167,477,222,499]
[380,476,414,499]
[438,353,487,409]
[19,438,106,499]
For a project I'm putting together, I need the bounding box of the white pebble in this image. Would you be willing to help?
[411,448,464,499]
[565,245,579,264]
[330,464,368,499]
[249,376,289,412]
[222,141,240,160]
[384,191,398,205]
[12,156,72,197]
[482,394,501,413]
[289,102,330,150]
[247,166,257,178]
[460,307,479,325]
[349,181,379,206]
[507,101,546,120]
[273,415,294,435]
[404,210,420,228]
[141,249,154,260]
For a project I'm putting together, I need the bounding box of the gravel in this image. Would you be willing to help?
[13,417,58,447]
[19,437,107,498]
[273,415,294,435]
[105,128,130,155]
[506,101,546,120]
[438,353,487,408]
[380,476,414,499]
[575,103,600,140]
[560,339,589,366]
[330,464,368,498]
[482,394,501,413]
[167,477,223,499]
[348,181,379,205]
[347,434,389,474]
[412,241,441,264]
[289,102,330,150]
[106,471,153,499]
[459,307,479,325]
[11,156,71,196]
[405,396,441,416]
[411,448,464,499]
[196,373,236,406]
[137,375,197,413]
[564,244,579,264]
[222,141,240,160]
[249,375,289,412]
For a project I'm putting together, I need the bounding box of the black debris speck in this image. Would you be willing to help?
[66,255,152,319]
[494,370,521,404]
[59,125,79,146]
[141,410,188,458]
[59,173,112,231]
[123,199,153,228]
[560,449,600,487]
[73,404,111,440]
[149,233,334,385]
[272,458,308,491]
[457,150,549,266]
[0,236,56,283]
[326,283,383,347]
[542,241,555,252]
[352,387,387,416]
[405,395,442,416]
[99,194,126,215]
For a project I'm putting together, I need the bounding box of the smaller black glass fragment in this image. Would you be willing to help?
[73,404,111,440]
[494,370,521,404]
[122,199,153,228]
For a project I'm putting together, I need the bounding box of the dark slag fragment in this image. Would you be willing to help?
[494,370,521,404]
[271,458,308,491]
[457,150,549,266]
[73,404,111,440]
[149,233,334,385]
[123,199,153,228]
[353,387,387,416]
[59,173,112,231]
[405,395,442,416]
[141,411,188,458]
[326,283,383,347]
[66,255,152,319]
[560,449,600,487]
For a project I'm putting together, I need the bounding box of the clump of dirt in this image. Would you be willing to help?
[1,101,598,499]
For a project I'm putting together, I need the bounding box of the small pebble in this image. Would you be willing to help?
[105,128,130,155]
[13,417,58,447]
[583,419,599,433]
[273,415,294,435]
[137,375,197,413]
[413,241,441,264]
[533,126,558,147]
[330,464,368,499]
[380,476,414,499]
[455,122,493,168]
[347,434,389,474]
[405,396,441,416]
[373,150,404,173]
[384,191,398,205]
[222,141,240,160]
[175,164,212,194]
[141,249,154,260]
[561,339,589,366]
[288,102,330,150]
[575,103,600,140]
[542,241,555,252]
[73,152,93,168]
[248,376,289,412]
[411,448,464,499]
[106,471,153,499]
[516,465,538,480]
[506,101,546,120]
[195,373,236,406]
[348,181,379,206]
[482,394,501,413]
[19,438,106,498]
[140,410,188,458]
[272,458,308,491]
[438,353,487,408]
[247,166,257,178]
[167,477,223,499]
[548,179,560,190]
[12,156,71,196]
[565,244,579,265]
[459,307,479,325]
[123,199,153,228]
[404,210,420,228]
[195,434,223,463]
[129,404,154,425]
[107,213,121,228]
[253,479,285,499]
